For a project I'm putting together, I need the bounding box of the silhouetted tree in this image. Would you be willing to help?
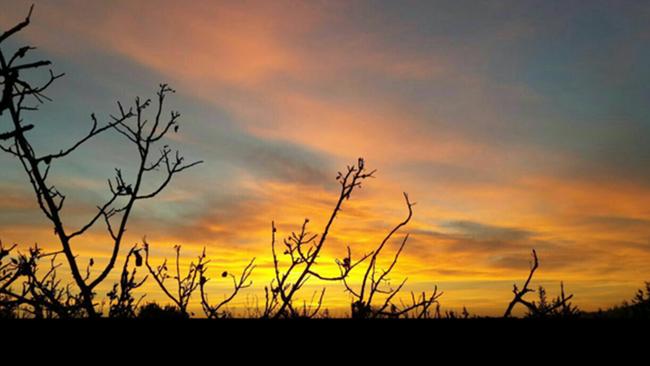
[504,249,576,318]
[0,6,201,316]
[143,241,255,318]
[344,192,441,319]
[143,243,205,317]
[261,159,375,318]
[199,256,255,319]
[262,158,442,319]
[624,281,650,318]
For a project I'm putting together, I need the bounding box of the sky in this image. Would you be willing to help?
[1,0,650,316]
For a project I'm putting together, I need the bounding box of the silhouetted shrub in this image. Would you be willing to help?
[525,284,581,319]
[592,282,650,319]
[137,302,189,319]
[0,295,18,319]
[106,246,147,318]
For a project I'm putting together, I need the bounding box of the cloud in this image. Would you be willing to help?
[193,129,334,188]
[441,220,534,242]
[2,0,650,314]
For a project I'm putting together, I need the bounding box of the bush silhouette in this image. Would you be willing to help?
[137,302,189,320]
[591,282,650,319]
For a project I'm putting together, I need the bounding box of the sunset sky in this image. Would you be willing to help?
[1,0,650,316]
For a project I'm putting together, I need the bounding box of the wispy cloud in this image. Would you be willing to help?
[2,0,650,314]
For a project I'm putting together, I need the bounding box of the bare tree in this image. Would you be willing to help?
[143,242,204,317]
[143,240,255,318]
[503,249,576,318]
[261,158,375,318]
[0,6,201,316]
[261,158,441,319]
[503,249,539,318]
[199,257,255,319]
[343,193,442,318]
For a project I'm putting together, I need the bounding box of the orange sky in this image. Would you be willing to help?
[1,0,650,316]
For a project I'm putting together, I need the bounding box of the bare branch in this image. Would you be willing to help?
[504,249,539,318]
[200,258,256,319]
[0,4,34,44]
